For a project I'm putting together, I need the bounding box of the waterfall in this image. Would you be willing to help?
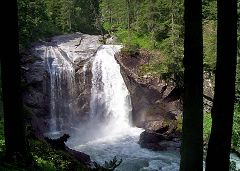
[33,35,182,171]
[41,43,132,137]
[89,45,132,135]
[44,46,76,132]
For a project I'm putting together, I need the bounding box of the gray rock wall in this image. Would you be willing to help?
[21,33,101,134]
[115,52,182,127]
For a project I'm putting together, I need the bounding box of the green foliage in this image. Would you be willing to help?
[100,0,184,86]
[203,104,240,154]
[30,139,87,171]
[92,156,122,171]
[139,53,168,77]
[120,41,140,56]
[18,0,52,50]
[176,115,183,132]
[203,20,217,72]
[230,160,237,171]
[0,63,2,120]
[0,120,5,152]
[236,57,240,103]
[236,18,240,103]
[100,0,239,91]
[230,160,240,171]
[34,157,55,171]
[202,0,217,20]
[18,0,100,51]
[203,113,212,143]
[100,0,127,33]
[232,104,240,153]
[0,120,88,171]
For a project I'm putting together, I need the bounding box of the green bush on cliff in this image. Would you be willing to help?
[115,29,156,50]
[176,115,183,132]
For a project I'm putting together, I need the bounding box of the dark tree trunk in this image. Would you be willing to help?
[0,1,29,163]
[205,0,237,170]
[180,0,203,170]
[0,62,2,120]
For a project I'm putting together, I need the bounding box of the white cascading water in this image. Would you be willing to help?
[44,46,76,132]
[89,45,132,135]
[82,62,88,85]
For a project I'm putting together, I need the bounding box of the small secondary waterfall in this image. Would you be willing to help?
[89,45,132,134]
[44,46,76,132]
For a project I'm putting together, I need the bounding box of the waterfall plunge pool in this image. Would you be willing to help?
[67,127,180,171]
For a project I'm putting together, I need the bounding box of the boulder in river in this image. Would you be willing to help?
[138,130,181,151]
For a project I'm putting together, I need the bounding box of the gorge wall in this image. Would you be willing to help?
[115,50,182,131]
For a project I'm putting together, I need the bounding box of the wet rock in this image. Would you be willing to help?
[138,130,181,151]
[136,120,169,132]
[23,89,45,109]
[139,131,169,143]
[136,118,180,138]
[66,147,91,165]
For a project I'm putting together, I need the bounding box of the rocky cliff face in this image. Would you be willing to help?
[21,33,101,134]
[203,72,214,112]
[21,52,50,134]
[115,50,182,129]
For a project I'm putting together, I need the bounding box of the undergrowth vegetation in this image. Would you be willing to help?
[203,104,240,155]
[0,120,88,171]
